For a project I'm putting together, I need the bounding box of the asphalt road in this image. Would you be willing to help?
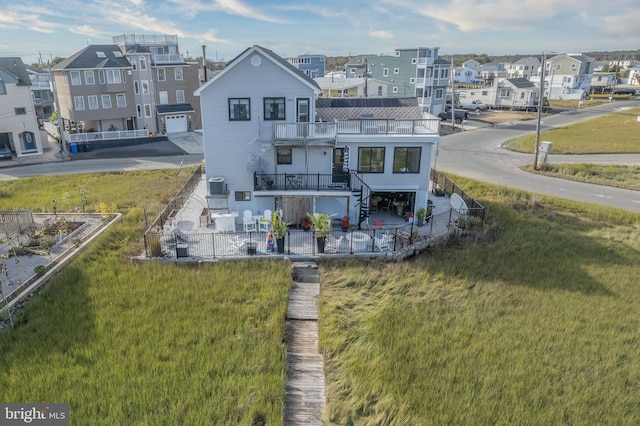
[437,99,640,213]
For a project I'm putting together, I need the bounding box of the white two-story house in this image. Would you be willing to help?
[0,57,44,157]
[195,46,440,228]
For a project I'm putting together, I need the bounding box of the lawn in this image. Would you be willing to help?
[507,105,640,154]
[319,179,640,424]
[0,169,290,424]
[525,163,640,191]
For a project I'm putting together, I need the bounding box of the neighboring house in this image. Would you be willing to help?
[455,78,538,110]
[52,45,136,133]
[0,57,44,157]
[453,66,479,83]
[314,76,389,98]
[195,45,440,228]
[503,57,540,80]
[113,34,201,132]
[591,72,617,94]
[344,47,449,115]
[627,66,640,86]
[52,35,200,136]
[531,53,595,100]
[25,65,54,123]
[284,54,326,78]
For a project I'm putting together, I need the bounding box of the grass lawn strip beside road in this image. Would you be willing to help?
[524,163,640,191]
[507,106,640,154]
[0,169,289,424]
[319,177,640,424]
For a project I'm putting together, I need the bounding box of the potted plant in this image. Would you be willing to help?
[434,187,446,197]
[271,214,289,254]
[308,212,334,253]
[416,207,427,226]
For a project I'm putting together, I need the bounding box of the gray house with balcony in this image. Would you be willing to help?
[196,45,440,228]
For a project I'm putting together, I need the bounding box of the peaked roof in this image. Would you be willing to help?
[315,97,423,121]
[195,45,321,95]
[53,45,131,70]
[0,57,31,85]
[125,44,151,54]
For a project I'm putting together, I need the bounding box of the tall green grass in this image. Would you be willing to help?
[0,169,290,424]
[319,180,640,425]
[507,106,640,154]
[526,163,640,191]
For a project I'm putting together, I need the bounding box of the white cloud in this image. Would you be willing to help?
[168,0,286,23]
[369,30,393,40]
[68,25,109,39]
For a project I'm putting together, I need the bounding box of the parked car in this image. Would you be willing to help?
[613,88,636,95]
[0,143,12,160]
[438,109,469,124]
[460,100,488,112]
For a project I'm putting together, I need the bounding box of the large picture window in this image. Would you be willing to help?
[228,98,250,121]
[393,147,421,173]
[264,97,285,120]
[358,147,385,173]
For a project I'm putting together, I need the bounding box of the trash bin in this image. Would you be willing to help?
[176,244,189,258]
[70,142,78,154]
[247,242,257,255]
[79,142,85,152]
[84,142,91,152]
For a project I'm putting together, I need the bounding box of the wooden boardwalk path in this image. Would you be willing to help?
[284,260,325,425]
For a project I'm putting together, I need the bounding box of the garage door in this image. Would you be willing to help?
[165,115,187,133]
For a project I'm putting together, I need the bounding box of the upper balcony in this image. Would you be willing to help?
[154,53,184,64]
[273,119,440,146]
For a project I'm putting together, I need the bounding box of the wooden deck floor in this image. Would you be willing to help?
[285,260,326,425]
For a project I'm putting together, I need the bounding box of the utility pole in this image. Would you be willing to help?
[534,53,546,171]
[363,57,368,98]
[202,44,208,82]
[48,61,69,160]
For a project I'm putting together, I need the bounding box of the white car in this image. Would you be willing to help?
[461,101,487,112]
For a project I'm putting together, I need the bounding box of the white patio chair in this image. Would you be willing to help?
[243,209,257,232]
[259,209,273,232]
[375,234,392,252]
[230,236,248,254]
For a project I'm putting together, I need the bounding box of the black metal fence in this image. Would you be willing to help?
[145,166,203,234]
[143,217,446,259]
[430,170,486,222]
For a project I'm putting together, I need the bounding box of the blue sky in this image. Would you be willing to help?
[1,0,639,66]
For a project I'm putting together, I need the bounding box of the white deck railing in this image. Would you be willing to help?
[273,119,440,141]
[64,129,149,143]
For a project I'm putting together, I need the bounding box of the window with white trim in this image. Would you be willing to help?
[157,68,166,81]
[435,88,443,99]
[131,59,137,71]
[174,68,183,80]
[140,56,147,71]
[392,87,398,93]
[84,71,95,85]
[74,96,85,110]
[134,81,139,95]
[106,70,121,84]
[394,68,400,74]
[144,104,152,117]
[98,70,105,84]
[70,71,81,85]
[101,94,112,108]
[176,90,185,103]
[142,80,149,94]
[88,95,99,110]
[159,91,168,104]
[136,104,142,118]
[410,78,415,84]
[116,93,126,107]
[383,68,388,77]
[499,89,510,97]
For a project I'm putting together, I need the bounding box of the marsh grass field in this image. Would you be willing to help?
[319,181,640,424]
[0,169,290,424]
[1,169,640,424]
[507,106,640,154]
